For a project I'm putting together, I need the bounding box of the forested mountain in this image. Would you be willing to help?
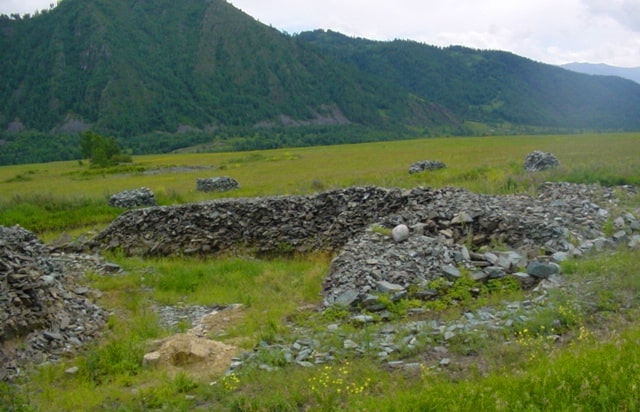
[1,0,640,165]
[297,30,640,130]
[0,0,446,137]
[561,63,640,85]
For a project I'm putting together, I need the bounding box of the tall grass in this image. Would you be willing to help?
[0,193,120,236]
[111,253,330,344]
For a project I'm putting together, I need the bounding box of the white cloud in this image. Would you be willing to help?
[0,0,55,16]
[2,0,639,67]
[230,0,640,67]
[583,0,640,31]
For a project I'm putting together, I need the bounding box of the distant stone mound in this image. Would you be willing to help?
[409,160,447,174]
[524,151,560,171]
[197,176,239,192]
[109,187,156,208]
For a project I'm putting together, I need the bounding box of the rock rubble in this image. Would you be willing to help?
[524,150,560,171]
[196,176,239,192]
[409,160,447,174]
[323,182,638,309]
[3,181,638,381]
[90,181,639,313]
[108,187,156,208]
[0,225,109,381]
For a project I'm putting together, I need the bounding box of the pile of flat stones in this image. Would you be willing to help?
[91,186,407,256]
[5,181,636,380]
[196,176,239,192]
[89,182,640,313]
[524,150,560,171]
[409,160,447,174]
[0,225,111,381]
[323,182,639,309]
[108,187,156,208]
[91,183,638,260]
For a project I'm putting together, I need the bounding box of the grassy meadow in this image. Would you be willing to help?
[1,132,640,411]
[2,132,639,239]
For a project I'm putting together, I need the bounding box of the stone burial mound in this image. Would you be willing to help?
[92,186,409,256]
[323,183,639,308]
[524,150,560,172]
[196,176,240,192]
[109,187,157,208]
[90,183,640,312]
[0,225,110,381]
[408,160,447,174]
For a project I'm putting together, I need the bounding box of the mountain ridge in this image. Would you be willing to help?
[1,0,640,165]
[0,0,450,137]
[561,63,640,84]
[297,30,640,130]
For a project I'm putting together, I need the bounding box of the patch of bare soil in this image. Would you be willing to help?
[143,334,238,379]
[143,304,247,380]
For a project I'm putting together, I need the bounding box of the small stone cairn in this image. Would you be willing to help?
[197,176,239,192]
[409,160,447,174]
[109,187,156,208]
[524,150,560,172]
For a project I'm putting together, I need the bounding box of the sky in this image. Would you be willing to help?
[2,0,639,67]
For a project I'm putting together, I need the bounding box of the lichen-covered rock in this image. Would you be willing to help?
[524,151,560,171]
[196,176,239,192]
[109,187,156,208]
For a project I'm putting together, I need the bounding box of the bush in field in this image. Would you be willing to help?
[80,131,131,168]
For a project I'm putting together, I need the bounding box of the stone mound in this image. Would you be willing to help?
[0,225,107,381]
[409,160,447,174]
[92,186,406,256]
[91,183,636,260]
[109,187,156,208]
[323,183,638,308]
[88,183,638,313]
[197,176,239,192]
[524,150,560,171]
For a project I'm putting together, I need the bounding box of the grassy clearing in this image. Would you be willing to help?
[2,132,640,411]
[1,133,639,239]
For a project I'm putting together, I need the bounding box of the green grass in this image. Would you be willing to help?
[0,193,120,238]
[2,132,640,411]
[1,133,639,238]
[108,253,330,343]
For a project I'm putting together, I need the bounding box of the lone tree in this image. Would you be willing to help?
[80,131,131,167]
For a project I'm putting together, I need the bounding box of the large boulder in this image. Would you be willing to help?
[109,187,156,208]
[524,151,560,172]
[197,176,239,192]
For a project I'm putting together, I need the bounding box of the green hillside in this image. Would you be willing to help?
[297,30,640,130]
[1,0,640,165]
[0,0,443,135]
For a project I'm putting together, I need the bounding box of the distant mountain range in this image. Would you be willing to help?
[561,63,640,84]
[1,0,640,165]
